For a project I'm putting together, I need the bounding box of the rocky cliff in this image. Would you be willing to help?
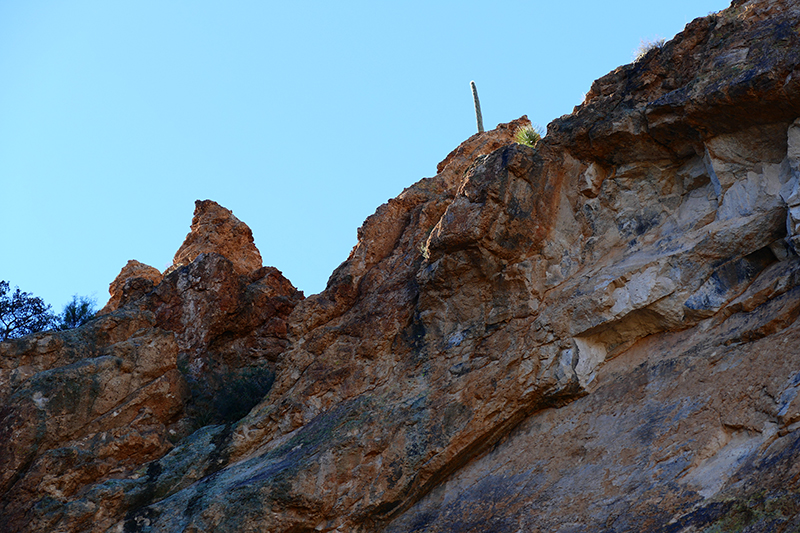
[3,0,800,531]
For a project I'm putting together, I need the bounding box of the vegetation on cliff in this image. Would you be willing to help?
[0,282,96,340]
[3,1,800,531]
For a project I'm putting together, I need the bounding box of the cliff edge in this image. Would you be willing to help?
[3,1,800,531]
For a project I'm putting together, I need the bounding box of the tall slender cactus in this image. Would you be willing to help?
[470,81,484,133]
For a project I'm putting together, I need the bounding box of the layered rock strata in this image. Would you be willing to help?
[3,0,800,531]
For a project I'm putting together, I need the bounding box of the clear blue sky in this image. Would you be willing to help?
[1,0,730,313]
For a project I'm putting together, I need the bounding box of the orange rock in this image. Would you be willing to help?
[6,2,800,532]
[171,199,263,277]
[97,259,162,315]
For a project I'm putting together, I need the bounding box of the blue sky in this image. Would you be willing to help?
[1,0,730,313]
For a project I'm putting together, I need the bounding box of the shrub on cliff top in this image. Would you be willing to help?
[0,282,98,340]
[56,295,97,331]
[634,37,666,61]
[514,124,544,147]
[0,280,57,341]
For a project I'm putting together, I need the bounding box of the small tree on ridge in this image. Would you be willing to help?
[0,281,57,341]
[57,295,97,330]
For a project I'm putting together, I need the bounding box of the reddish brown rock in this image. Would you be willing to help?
[551,1,800,164]
[5,1,800,532]
[0,203,303,532]
[97,259,163,315]
[148,252,303,429]
[171,200,263,276]
[287,116,527,338]
[436,116,530,189]
[0,313,189,532]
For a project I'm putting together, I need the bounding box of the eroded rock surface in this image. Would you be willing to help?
[98,260,164,316]
[0,202,302,532]
[171,200,263,277]
[3,1,800,531]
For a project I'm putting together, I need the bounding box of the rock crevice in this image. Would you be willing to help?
[4,2,800,531]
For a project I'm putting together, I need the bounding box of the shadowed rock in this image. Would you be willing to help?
[4,1,800,531]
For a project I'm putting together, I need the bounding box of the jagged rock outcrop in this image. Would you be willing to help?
[3,1,800,531]
[0,201,302,532]
[98,260,163,315]
[170,200,263,277]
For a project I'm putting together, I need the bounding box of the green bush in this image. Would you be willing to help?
[0,280,57,341]
[57,295,97,330]
[214,366,275,422]
[185,365,276,429]
[514,124,544,147]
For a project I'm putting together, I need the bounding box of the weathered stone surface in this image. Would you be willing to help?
[0,205,302,532]
[387,260,800,532]
[4,1,800,532]
[170,199,263,276]
[0,312,189,532]
[148,252,303,433]
[436,116,530,189]
[553,0,800,164]
[97,259,163,315]
[152,254,300,374]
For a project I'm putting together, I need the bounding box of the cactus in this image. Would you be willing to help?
[470,81,484,133]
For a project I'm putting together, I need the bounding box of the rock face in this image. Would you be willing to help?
[0,202,302,532]
[3,1,800,531]
[97,260,163,315]
[171,200,263,277]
